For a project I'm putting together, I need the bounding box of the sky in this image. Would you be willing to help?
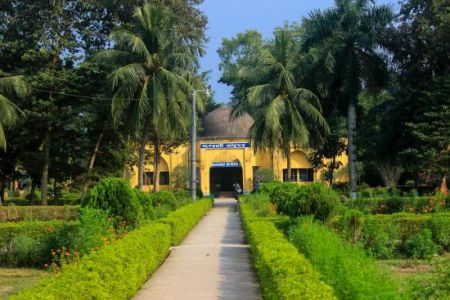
[198,0,398,103]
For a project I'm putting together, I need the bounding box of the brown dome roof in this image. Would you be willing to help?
[202,107,254,138]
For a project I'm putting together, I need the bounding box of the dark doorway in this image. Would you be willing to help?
[210,167,243,194]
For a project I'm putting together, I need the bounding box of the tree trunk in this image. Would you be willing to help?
[329,156,336,187]
[440,175,448,195]
[0,178,5,206]
[286,151,292,182]
[153,136,161,192]
[29,180,36,205]
[41,129,50,206]
[138,131,149,191]
[376,163,403,188]
[347,100,357,198]
[81,131,105,199]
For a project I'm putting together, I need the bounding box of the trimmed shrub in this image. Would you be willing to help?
[260,182,340,221]
[0,206,79,222]
[289,219,400,300]
[158,199,212,245]
[83,178,143,227]
[11,222,171,300]
[149,190,178,210]
[240,203,336,299]
[0,220,79,267]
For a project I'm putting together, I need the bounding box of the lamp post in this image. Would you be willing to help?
[190,89,209,200]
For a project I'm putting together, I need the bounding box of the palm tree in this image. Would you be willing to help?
[95,4,203,191]
[0,76,28,151]
[233,29,329,181]
[302,0,393,196]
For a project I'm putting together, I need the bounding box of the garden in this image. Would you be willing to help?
[240,181,450,299]
[0,178,212,299]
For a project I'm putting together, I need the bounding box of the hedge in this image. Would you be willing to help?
[0,220,79,267]
[240,203,336,300]
[289,219,400,300]
[158,198,213,245]
[348,195,448,214]
[11,222,171,300]
[0,206,79,222]
[332,211,450,258]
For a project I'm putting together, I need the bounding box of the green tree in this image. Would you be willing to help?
[232,28,329,179]
[0,75,28,150]
[302,0,393,196]
[96,4,204,192]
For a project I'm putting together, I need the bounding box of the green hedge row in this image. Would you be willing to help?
[332,211,450,258]
[11,222,171,300]
[0,220,79,267]
[158,198,213,245]
[289,219,400,300]
[0,206,79,222]
[347,195,449,214]
[240,203,336,300]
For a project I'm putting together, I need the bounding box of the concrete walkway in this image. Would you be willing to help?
[133,198,262,300]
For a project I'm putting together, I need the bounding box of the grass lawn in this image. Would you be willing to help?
[0,268,47,299]
[378,253,450,296]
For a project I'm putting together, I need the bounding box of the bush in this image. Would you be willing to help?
[158,199,212,245]
[0,220,79,267]
[260,182,340,221]
[11,222,171,300]
[83,178,143,227]
[149,190,177,210]
[71,208,114,256]
[289,219,400,300]
[331,212,450,259]
[133,189,155,220]
[240,203,336,299]
[0,206,79,222]
[240,194,275,217]
[348,195,448,214]
[405,229,440,259]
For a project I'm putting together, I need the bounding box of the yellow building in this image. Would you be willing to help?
[131,107,348,195]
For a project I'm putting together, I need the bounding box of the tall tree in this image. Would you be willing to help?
[0,75,28,150]
[302,0,393,197]
[96,4,204,191]
[232,29,329,179]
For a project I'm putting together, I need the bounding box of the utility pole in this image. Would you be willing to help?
[190,90,197,200]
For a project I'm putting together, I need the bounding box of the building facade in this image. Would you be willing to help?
[130,107,348,195]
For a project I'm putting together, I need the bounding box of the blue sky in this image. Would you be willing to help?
[198,0,398,103]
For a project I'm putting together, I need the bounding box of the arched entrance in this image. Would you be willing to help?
[208,151,243,195]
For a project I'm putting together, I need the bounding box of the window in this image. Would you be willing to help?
[283,168,314,182]
[143,172,170,185]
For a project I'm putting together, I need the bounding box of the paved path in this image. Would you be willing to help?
[133,198,262,300]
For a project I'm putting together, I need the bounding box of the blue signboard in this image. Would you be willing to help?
[200,142,250,149]
[212,161,240,168]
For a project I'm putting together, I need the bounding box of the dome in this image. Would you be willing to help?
[202,106,254,138]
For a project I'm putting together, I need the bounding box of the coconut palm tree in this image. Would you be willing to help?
[302,0,393,196]
[95,4,203,191]
[233,29,329,181]
[0,76,28,151]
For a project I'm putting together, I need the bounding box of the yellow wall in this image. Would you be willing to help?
[130,139,348,195]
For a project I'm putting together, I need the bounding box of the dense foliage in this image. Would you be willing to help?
[83,178,143,227]
[289,219,400,300]
[332,212,450,259]
[11,223,171,300]
[240,203,336,299]
[259,181,340,221]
